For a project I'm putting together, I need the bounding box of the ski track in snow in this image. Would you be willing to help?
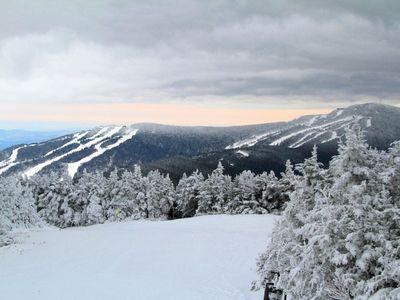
[24,126,128,178]
[44,131,89,157]
[67,129,138,177]
[288,130,317,148]
[269,117,355,146]
[0,146,27,175]
[88,127,110,140]
[225,130,280,149]
[226,111,370,150]
[334,109,344,117]
[236,150,249,157]
[0,214,278,300]
[321,131,338,144]
[290,131,327,148]
[308,116,320,126]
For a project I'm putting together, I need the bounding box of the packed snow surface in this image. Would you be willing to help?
[0,214,278,300]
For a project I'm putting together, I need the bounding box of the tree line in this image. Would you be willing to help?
[1,152,297,244]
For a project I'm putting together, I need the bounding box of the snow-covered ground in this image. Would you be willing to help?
[0,214,278,300]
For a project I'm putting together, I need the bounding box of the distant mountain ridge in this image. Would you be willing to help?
[1,103,399,181]
[0,129,75,150]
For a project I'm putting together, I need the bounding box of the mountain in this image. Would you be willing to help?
[0,129,75,150]
[1,103,399,181]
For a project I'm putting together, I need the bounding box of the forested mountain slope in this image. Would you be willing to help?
[0,103,399,180]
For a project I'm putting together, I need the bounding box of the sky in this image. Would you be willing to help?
[1,0,400,129]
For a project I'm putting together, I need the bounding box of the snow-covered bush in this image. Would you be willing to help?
[0,175,41,246]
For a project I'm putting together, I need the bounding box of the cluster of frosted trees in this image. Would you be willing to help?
[0,154,297,245]
[0,176,41,246]
[24,161,296,228]
[254,126,400,299]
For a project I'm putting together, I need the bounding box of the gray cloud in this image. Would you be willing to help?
[0,0,400,107]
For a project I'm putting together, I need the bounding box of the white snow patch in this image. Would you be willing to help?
[0,214,278,300]
[226,130,279,149]
[288,131,317,148]
[0,145,31,175]
[321,131,338,144]
[334,109,344,117]
[291,131,327,148]
[307,116,320,126]
[44,131,89,157]
[67,129,138,177]
[236,150,249,157]
[270,117,354,146]
[88,127,110,140]
[366,118,372,128]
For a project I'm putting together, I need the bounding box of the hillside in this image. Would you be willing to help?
[0,103,399,180]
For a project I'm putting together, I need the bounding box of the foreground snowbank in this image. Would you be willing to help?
[0,214,278,300]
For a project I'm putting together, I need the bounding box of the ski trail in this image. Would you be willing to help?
[24,127,123,178]
[67,129,138,178]
[0,146,26,175]
[45,131,89,157]
[270,117,354,146]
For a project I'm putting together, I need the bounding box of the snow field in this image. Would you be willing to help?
[0,214,279,300]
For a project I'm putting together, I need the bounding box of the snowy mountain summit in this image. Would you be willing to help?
[0,103,399,179]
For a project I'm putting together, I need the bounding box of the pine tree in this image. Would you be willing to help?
[256,171,281,212]
[229,170,264,214]
[145,170,174,219]
[255,127,400,299]
[255,146,325,298]
[197,162,232,215]
[0,175,41,246]
[176,170,204,218]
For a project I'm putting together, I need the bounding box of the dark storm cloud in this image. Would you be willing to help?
[0,0,400,107]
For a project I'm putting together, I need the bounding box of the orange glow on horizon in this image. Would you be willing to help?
[0,103,332,127]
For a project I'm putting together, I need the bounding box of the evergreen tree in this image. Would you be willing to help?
[146,170,174,219]
[229,170,264,214]
[176,170,204,218]
[255,127,400,299]
[0,175,41,246]
[256,171,281,212]
[197,162,232,215]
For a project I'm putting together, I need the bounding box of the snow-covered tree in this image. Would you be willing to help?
[228,170,266,214]
[254,145,325,298]
[0,175,41,246]
[256,171,282,212]
[145,170,175,219]
[197,162,232,215]
[129,165,148,220]
[255,127,400,299]
[176,170,204,218]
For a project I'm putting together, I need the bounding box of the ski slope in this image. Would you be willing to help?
[226,114,365,150]
[0,214,278,300]
[0,145,26,175]
[24,126,138,178]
